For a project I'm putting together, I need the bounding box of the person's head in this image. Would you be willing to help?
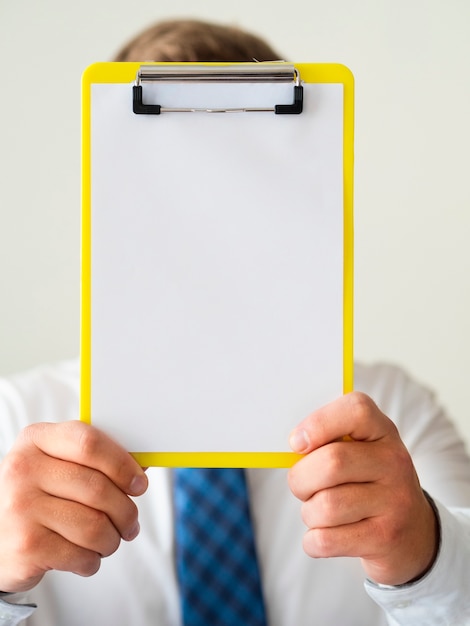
[113,18,282,63]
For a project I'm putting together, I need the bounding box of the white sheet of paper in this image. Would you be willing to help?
[89,80,344,453]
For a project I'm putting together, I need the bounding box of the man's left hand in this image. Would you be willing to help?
[287,392,438,586]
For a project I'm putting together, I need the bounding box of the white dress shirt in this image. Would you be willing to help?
[1,360,470,625]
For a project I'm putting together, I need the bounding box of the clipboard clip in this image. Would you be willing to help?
[132,64,303,115]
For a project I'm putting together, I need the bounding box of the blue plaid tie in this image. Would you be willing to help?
[173,468,268,626]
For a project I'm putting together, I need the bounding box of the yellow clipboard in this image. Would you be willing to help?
[80,62,354,468]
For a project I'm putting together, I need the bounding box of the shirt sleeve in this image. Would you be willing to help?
[0,594,36,625]
[364,498,470,624]
[355,363,470,624]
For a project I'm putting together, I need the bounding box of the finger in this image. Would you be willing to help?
[35,457,140,541]
[302,516,385,560]
[19,421,148,496]
[289,392,398,454]
[3,525,104,592]
[45,536,103,578]
[288,439,389,501]
[303,492,438,585]
[300,482,386,529]
[34,494,123,557]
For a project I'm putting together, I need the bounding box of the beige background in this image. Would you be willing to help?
[1,0,469,446]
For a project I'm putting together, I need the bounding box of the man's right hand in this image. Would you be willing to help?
[0,420,148,592]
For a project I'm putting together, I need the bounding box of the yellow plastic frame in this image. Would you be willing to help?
[80,62,354,468]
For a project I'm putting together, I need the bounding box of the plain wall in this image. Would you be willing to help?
[1,0,469,446]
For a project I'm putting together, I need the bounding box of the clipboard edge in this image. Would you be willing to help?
[82,61,354,86]
[79,62,355,460]
[80,62,92,426]
[131,451,304,468]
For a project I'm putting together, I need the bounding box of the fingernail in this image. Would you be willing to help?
[125,521,140,541]
[130,474,148,496]
[289,428,310,453]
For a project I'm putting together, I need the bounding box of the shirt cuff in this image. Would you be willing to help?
[0,593,36,625]
[364,499,470,625]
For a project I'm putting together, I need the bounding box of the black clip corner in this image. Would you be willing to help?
[133,85,161,115]
[275,85,303,115]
